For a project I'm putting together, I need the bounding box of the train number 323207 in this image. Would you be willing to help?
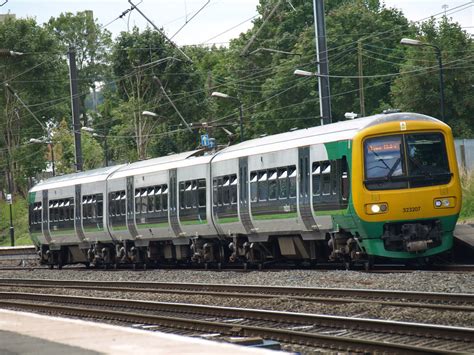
[403,206,421,213]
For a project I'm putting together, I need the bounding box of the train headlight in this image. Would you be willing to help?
[366,203,388,215]
[434,197,455,209]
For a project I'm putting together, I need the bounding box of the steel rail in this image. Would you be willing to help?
[0,292,472,354]
[0,278,472,312]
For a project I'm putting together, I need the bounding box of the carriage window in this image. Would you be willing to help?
[288,166,297,198]
[312,163,321,196]
[147,187,155,212]
[213,178,219,206]
[198,179,206,207]
[223,176,230,205]
[97,194,103,218]
[250,172,258,202]
[258,171,268,201]
[278,168,288,199]
[321,162,331,195]
[179,179,206,209]
[230,175,238,205]
[162,185,168,211]
[341,158,349,201]
[268,170,277,200]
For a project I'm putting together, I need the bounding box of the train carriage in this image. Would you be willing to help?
[28,112,461,268]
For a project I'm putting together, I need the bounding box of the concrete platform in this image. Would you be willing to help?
[0,309,282,355]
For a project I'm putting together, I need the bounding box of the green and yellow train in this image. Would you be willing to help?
[29,112,461,268]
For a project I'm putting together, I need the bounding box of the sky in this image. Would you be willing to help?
[0,0,472,46]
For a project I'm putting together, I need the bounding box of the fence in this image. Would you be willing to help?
[455,139,474,172]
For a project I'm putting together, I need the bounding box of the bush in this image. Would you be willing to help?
[0,197,31,246]
[460,172,474,220]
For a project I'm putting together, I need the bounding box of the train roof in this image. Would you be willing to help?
[212,112,442,162]
[29,112,443,192]
[30,165,124,192]
[107,149,214,180]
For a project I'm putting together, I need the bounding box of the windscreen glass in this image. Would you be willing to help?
[364,132,451,190]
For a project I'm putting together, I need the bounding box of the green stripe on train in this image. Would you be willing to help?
[181,219,207,225]
[216,216,240,224]
[136,222,169,229]
[252,212,298,220]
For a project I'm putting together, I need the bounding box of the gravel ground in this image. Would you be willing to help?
[0,268,473,328]
[3,286,473,327]
[0,267,473,293]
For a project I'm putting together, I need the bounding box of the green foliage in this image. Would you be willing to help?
[0,17,68,195]
[459,173,474,220]
[392,18,474,126]
[53,119,104,174]
[0,3,472,218]
[0,197,30,246]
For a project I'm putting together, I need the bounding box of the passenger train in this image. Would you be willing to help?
[28,112,462,269]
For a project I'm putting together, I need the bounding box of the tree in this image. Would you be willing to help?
[0,17,68,195]
[53,119,104,174]
[108,28,207,160]
[392,17,474,136]
[221,0,410,137]
[47,11,113,119]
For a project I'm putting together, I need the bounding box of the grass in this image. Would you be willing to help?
[459,171,474,221]
[0,196,32,246]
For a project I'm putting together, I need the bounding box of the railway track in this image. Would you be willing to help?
[0,278,472,312]
[0,291,472,354]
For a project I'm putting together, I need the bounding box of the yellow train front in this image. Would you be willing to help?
[346,114,461,263]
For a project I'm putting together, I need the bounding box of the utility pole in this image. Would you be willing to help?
[357,40,366,117]
[68,46,83,171]
[313,0,332,125]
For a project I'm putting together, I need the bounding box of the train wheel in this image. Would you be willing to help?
[364,257,374,271]
[217,262,222,271]
[344,261,352,271]
[243,262,248,271]
[48,264,54,269]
